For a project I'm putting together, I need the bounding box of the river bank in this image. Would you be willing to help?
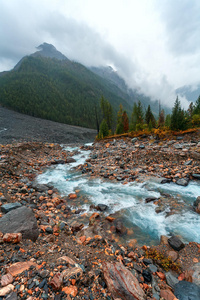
[0,138,200,299]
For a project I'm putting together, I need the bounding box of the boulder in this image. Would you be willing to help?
[96,204,108,211]
[174,281,200,300]
[192,174,200,180]
[131,138,138,144]
[1,203,22,214]
[0,206,39,241]
[176,178,189,186]
[193,196,200,209]
[165,271,179,289]
[185,263,200,287]
[102,261,145,300]
[168,236,185,251]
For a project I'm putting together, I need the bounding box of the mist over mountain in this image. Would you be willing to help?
[0,43,170,129]
[176,84,200,103]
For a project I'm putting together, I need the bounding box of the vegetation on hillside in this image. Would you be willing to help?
[98,95,200,139]
[0,56,132,129]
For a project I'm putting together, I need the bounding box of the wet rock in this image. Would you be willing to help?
[0,206,39,241]
[165,271,179,289]
[115,220,127,235]
[1,203,22,214]
[143,258,153,266]
[61,267,83,282]
[176,178,189,186]
[96,204,108,211]
[192,173,200,180]
[184,160,193,166]
[193,196,200,209]
[168,236,185,251]
[145,197,157,203]
[174,281,200,300]
[102,261,145,300]
[160,235,169,245]
[161,178,172,184]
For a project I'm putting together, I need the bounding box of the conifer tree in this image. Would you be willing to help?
[100,96,113,130]
[170,96,187,130]
[122,111,129,133]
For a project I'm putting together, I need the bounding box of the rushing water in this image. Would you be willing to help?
[37,145,200,245]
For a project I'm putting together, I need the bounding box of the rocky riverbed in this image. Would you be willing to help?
[0,134,200,299]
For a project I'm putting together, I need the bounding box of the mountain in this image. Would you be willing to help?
[0,43,167,130]
[176,84,200,103]
[0,43,134,129]
[90,65,167,117]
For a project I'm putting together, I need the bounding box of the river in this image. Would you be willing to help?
[37,144,200,246]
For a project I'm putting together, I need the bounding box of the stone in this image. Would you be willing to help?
[96,204,108,211]
[1,273,13,287]
[145,197,157,203]
[185,263,200,287]
[62,285,78,297]
[168,236,185,251]
[142,270,152,282]
[165,272,179,289]
[5,291,17,300]
[174,281,200,300]
[192,174,200,180]
[61,267,83,282]
[6,261,37,276]
[0,206,39,241]
[176,178,189,186]
[148,264,157,273]
[102,261,145,300]
[131,138,138,144]
[0,285,14,297]
[50,273,63,290]
[167,250,178,262]
[160,235,169,245]
[3,233,22,243]
[115,220,127,235]
[160,289,177,300]
[193,196,200,208]
[1,203,22,214]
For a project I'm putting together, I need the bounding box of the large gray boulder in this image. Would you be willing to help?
[0,206,39,241]
[174,281,200,300]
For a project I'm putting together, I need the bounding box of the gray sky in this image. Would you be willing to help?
[1,0,200,108]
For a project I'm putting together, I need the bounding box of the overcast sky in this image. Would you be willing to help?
[1,0,200,108]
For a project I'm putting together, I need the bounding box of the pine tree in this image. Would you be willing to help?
[158,109,165,127]
[99,119,109,138]
[145,104,156,127]
[170,96,187,130]
[122,111,129,133]
[116,104,124,134]
[100,96,113,130]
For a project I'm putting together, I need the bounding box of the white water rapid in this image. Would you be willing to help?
[37,145,200,245]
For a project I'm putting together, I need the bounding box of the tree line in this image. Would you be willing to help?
[98,95,200,138]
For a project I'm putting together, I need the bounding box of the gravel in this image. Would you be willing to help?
[0,107,97,144]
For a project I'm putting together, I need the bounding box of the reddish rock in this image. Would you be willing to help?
[48,190,53,195]
[69,193,77,199]
[102,261,145,300]
[160,289,177,300]
[128,239,137,249]
[50,273,63,290]
[1,273,13,287]
[156,272,166,280]
[58,256,76,265]
[62,285,78,297]
[106,216,115,222]
[6,261,37,276]
[89,212,100,223]
[160,235,169,245]
[3,233,22,243]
